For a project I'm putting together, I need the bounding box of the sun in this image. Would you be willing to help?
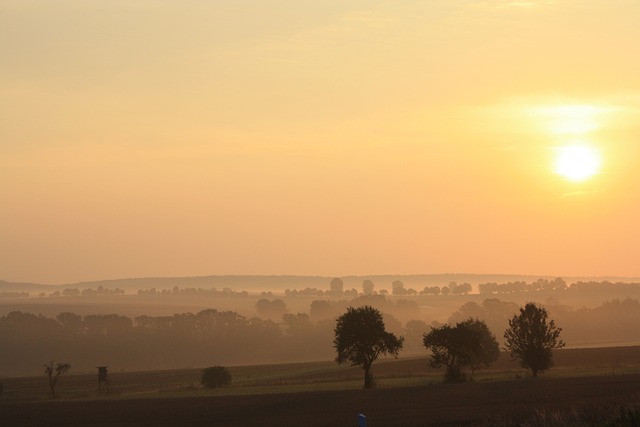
[554,145,601,182]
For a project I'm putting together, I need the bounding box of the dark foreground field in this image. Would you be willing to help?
[2,373,640,426]
[3,347,640,426]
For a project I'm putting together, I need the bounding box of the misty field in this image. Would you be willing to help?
[2,346,640,426]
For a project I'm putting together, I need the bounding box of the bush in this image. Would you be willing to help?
[444,366,468,383]
[201,366,232,388]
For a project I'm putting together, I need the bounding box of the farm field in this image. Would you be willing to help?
[1,346,640,426]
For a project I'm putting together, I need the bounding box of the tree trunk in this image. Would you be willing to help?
[49,376,57,398]
[363,365,374,389]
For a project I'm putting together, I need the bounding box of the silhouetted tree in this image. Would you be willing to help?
[504,302,565,377]
[448,299,519,345]
[56,312,84,336]
[62,288,80,297]
[334,306,404,388]
[550,277,567,291]
[423,318,499,382]
[43,361,70,398]
[452,283,472,295]
[420,285,441,295]
[282,313,312,336]
[362,280,375,295]
[391,280,406,295]
[201,366,231,388]
[255,299,288,320]
[330,278,344,295]
[310,299,343,321]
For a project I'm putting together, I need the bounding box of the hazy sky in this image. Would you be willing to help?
[2,0,639,284]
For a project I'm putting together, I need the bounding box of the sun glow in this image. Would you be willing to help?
[531,103,609,136]
[554,145,601,182]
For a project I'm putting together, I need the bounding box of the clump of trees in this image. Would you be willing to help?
[504,302,565,377]
[201,366,232,388]
[333,306,404,388]
[423,319,499,382]
[419,282,472,296]
[137,287,249,297]
[478,278,567,294]
[255,299,288,320]
[43,361,71,398]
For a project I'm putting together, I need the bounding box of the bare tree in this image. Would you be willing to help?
[43,361,71,398]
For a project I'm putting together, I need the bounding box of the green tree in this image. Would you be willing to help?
[423,318,499,382]
[504,302,565,377]
[201,366,232,388]
[334,306,404,388]
[43,361,71,398]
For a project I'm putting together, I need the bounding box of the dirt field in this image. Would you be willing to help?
[2,346,640,426]
[1,373,639,426]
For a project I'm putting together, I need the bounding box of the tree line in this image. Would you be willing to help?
[22,301,565,398]
[478,278,640,294]
[1,297,638,376]
[0,309,335,374]
[10,277,638,300]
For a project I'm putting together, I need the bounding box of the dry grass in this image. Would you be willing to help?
[1,346,640,426]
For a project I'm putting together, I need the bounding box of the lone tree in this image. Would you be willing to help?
[201,366,232,388]
[330,277,344,295]
[423,318,500,382]
[43,361,71,398]
[504,302,565,377]
[334,306,404,388]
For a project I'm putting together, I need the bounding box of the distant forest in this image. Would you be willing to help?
[1,278,639,376]
[4,276,640,298]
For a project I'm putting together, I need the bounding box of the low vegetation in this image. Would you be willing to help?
[1,352,640,426]
[200,366,232,388]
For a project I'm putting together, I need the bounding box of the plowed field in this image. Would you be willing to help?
[2,373,640,426]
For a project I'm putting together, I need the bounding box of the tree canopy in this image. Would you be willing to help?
[333,305,404,388]
[504,302,565,377]
[423,318,499,382]
[201,365,232,388]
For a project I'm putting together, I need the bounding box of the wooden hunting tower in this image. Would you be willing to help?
[97,366,111,393]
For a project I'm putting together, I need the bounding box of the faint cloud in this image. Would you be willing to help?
[561,188,608,198]
[311,9,398,36]
[498,0,555,9]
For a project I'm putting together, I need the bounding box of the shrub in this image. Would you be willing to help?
[201,366,232,388]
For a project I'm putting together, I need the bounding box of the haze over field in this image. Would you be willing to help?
[2,1,640,284]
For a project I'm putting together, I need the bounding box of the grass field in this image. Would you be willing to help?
[1,346,640,426]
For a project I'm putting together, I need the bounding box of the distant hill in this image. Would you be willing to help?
[0,280,56,293]
[2,273,640,294]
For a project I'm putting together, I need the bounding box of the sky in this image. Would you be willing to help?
[1,0,640,284]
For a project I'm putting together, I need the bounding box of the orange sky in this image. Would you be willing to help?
[1,1,639,284]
